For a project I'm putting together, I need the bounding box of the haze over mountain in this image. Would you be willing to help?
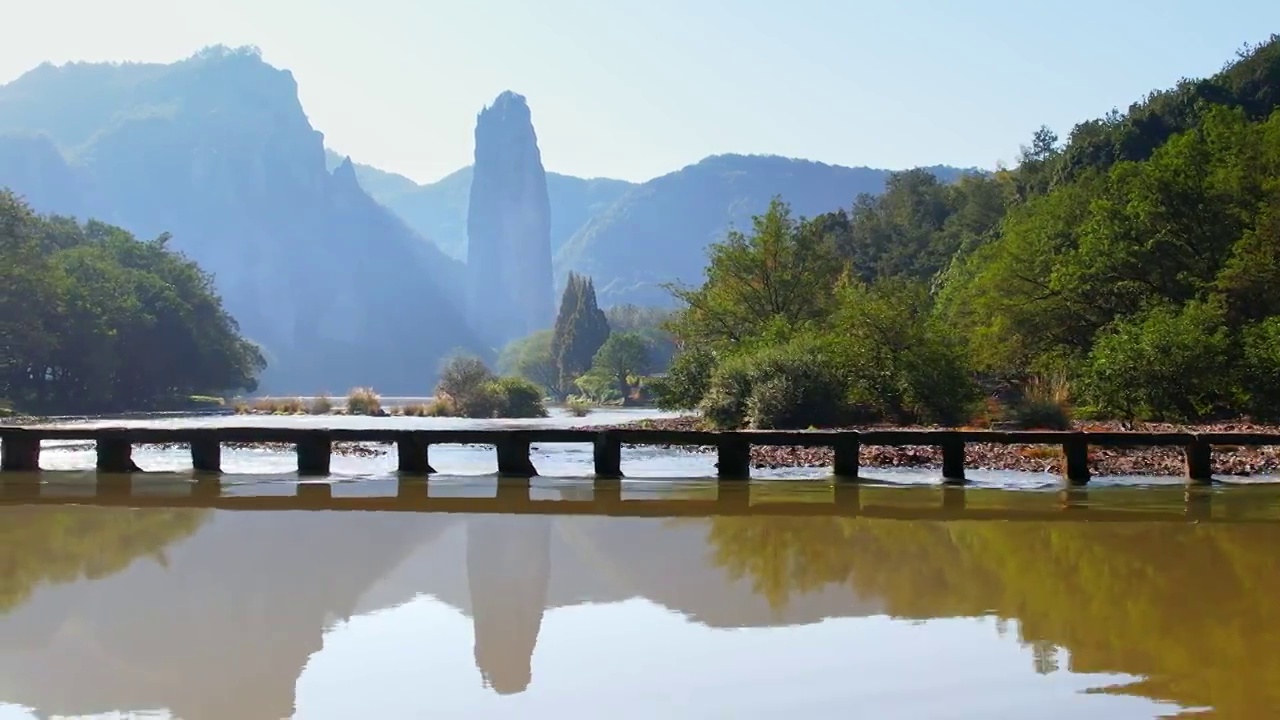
[0,44,975,394]
[0,46,481,394]
[324,151,635,263]
[333,149,974,308]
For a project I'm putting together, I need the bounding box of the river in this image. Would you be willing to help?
[0,408,1276,717]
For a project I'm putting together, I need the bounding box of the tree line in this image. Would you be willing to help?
[654,34,1280,428]
[1,191,264,413]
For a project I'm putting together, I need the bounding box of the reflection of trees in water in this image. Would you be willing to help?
[0,507,207,613]
[699,511,1280,717]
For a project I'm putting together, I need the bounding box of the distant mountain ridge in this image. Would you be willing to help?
[324,151,636,262]
[335,150,975,308]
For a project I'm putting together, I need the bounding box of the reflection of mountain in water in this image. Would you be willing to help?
[0,495,883,719]
[7,485,1271,718]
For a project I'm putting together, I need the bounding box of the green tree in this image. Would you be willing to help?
[1080,301,1236,422]
[497,329,558,393]
[551,272,611,394]
[0,191,263,413]
[666,197,843,348]
[589,331,653,399]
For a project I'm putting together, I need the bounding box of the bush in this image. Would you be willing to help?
[424,396,458,417]
[699,340,857,429]
[1080,301,1236,422]
[565,397,591,416]
[485,376,548,418]
[434,355,547,418]
[308,395,333,415]
[1003,373,1073,430]
[1242,317,1280,419]
[346,387,382,416]
[252,397,305,414]
[652,346,716,410]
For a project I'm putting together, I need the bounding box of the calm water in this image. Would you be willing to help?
[1,410,1277,717]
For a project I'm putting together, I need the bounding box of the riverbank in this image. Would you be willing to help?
[594,416,1280,476]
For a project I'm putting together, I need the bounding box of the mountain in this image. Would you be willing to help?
[465,91,555,345]
[554,154,973,307]
[322,148,420,200]
[0,46,482,394]
[331,158,636,263]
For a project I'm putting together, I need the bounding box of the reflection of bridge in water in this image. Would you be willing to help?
[0,477,1273,719]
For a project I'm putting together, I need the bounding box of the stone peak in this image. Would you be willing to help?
[478,91,532,124]
[332,155,361,190]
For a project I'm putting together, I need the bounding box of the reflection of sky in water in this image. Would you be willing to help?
[0,481,1233,717]
[0,499,1191,720]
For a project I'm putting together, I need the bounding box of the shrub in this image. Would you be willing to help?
[1241,317,1280,419]
[565,397,591,417]
[252,397,305,414]
[1080,301,1236,422]
[652,346,716,410]
[485,376,548,418]
[699,340,856,430]
[1003,373,1073,430]
[424,396,458,417]
[232,399,250,414]
[308,395,333,415]
[346,387,382,416]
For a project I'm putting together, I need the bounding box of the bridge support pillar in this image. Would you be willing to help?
[97,438,139,473]
[191,439,222,473]
[716,434,751,480]
[296,433,332,476]
[940,435,966,484]
[1063,436,1091,486]
[397,434,435,474]
[1184,440,1214,485]
[496,436,537,477]
[593,431,623,478]
[833,434,860,480]
[1,435,40,472]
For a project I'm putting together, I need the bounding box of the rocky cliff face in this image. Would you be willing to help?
[466,91,554,346]
[0,46,482,393]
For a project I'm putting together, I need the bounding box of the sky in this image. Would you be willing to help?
[2,0,1278,184]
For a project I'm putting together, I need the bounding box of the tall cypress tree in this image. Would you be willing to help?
[551,272,610,394]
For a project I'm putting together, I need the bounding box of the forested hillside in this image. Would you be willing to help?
[656,34,1280,428]
[0,192,263,413]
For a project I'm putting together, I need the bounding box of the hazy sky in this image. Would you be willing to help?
[2,1,1277,184]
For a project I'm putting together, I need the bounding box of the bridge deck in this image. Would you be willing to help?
[1,425,1276,485]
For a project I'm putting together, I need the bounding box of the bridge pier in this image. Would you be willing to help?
[496,436,537,477]
[833,434,859,480]
[1184,440,1214,484]
[97,438,139,473]
[940,435,966,484]
[716,434,751,480]
[593,431,623,478]
[1,435,40,472]
[191,439,222,473]
[397,434,436,474]
[296,434,332,476]
[1063,436,1091,485]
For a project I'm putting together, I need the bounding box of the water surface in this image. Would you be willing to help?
[0,475,1274,718]
[3,410,1276,717]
